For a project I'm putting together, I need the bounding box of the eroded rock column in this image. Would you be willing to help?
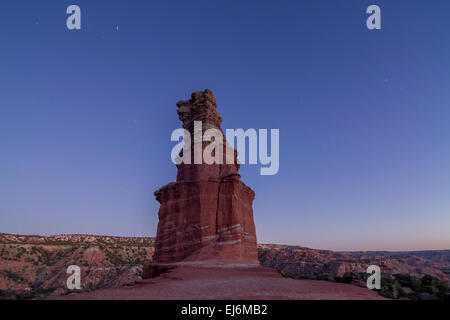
[152,89,258,265]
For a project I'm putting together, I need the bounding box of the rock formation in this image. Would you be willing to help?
[152,89,258,265]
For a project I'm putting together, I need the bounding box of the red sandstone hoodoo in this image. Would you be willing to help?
[152,89,258,265]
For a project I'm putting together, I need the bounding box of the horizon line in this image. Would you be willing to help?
[1,231,448,253]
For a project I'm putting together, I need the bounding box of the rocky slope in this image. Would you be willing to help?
[0,233,154,299]
[258,244,450,282]
[258,244,450,299]
[50,265,385,300]
[1,233,448,299]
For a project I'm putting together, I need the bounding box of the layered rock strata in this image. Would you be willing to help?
[152,89,258,265]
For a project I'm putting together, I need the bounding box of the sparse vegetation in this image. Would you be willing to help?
[2,270,26,283]
[279,270,450,300]
[0,234,155,300]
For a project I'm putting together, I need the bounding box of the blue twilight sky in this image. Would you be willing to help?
[0,0,449,251]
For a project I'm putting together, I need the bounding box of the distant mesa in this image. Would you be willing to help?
[151,89,258,266]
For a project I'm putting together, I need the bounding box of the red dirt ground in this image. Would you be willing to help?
[50,265,386,300]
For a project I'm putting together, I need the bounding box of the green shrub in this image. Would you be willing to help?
[3,270,25,283]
